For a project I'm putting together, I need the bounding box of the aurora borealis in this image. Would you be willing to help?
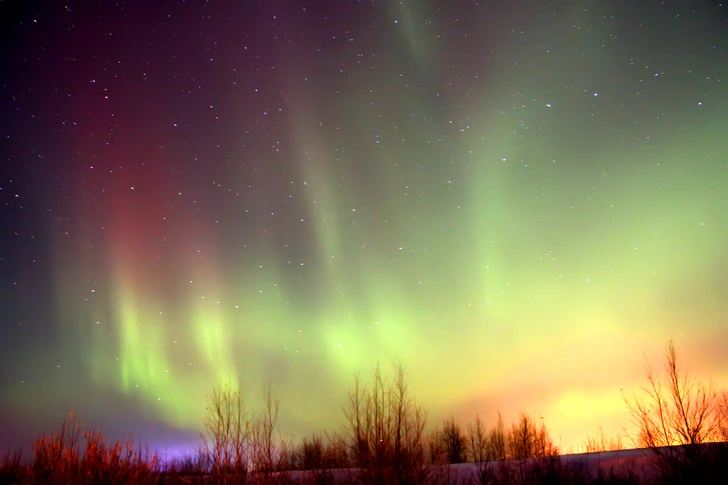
[1,0,727,454]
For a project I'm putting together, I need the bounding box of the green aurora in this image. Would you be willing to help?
[1,1,726,453]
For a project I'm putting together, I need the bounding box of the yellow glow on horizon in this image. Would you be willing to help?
[11,0,724,455]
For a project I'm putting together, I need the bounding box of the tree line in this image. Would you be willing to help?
[2,340,728,484]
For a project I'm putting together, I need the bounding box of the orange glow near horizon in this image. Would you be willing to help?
[1,0,727,455]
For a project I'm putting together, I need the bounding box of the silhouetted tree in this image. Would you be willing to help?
[624,340,723,482]
[201,379,251,481]
[301,433,325,471]
[719,391,728,442]
[323,431,350,469]
[488,412,508,461]
[467,414,488,463]
[341,361,428,485]
[441,416,467,464]
[426,428,446,465]
[250,381,285,475]
[508,412,535,460]
[507,412,557,460]
[584,426,623,453]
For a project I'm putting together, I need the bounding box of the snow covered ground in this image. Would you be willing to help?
[283,448,652,484]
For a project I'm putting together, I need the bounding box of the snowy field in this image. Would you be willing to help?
[281,448,652,484]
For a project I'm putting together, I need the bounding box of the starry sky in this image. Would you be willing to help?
[1,0,727,455]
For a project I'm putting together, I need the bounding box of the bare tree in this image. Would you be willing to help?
[324,430,351,469]
[250,381,282,476]
[719,391,728,442]
[440,416,467,464]
[466,414,496,485]
[426,427,446,465]
[301,433,325,471]
[467,414,488,463]
[508,412,535,460]
[625,340,721,448]
[533,418,559,458]
[488,412,508,461]
[341,361,428,485]
[506,412,557,460]
[584,427,623,453]
[624,340,722,481]
[201,379,251,482]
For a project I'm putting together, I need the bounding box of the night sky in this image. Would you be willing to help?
[1,0,727,455]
